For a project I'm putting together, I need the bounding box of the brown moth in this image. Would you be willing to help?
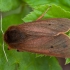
[4,18,70,58]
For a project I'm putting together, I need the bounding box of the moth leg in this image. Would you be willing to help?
[17,50,20,52]
[8,48,10,50]
[17,49,24,52]
[36,6,51,21]
[8,46,12,50]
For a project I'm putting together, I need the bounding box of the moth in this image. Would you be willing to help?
[4,18,70,58]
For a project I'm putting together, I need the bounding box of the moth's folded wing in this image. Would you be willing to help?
[18,18,70,36]
[19,34,70,58]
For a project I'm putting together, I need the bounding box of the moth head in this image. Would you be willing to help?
[4,26,26,44]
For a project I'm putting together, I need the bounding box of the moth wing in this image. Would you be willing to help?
[18,18,70,36]
[18,34,70,58]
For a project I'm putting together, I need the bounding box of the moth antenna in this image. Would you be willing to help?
[1,13,9,63]
[36,5,51,21]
